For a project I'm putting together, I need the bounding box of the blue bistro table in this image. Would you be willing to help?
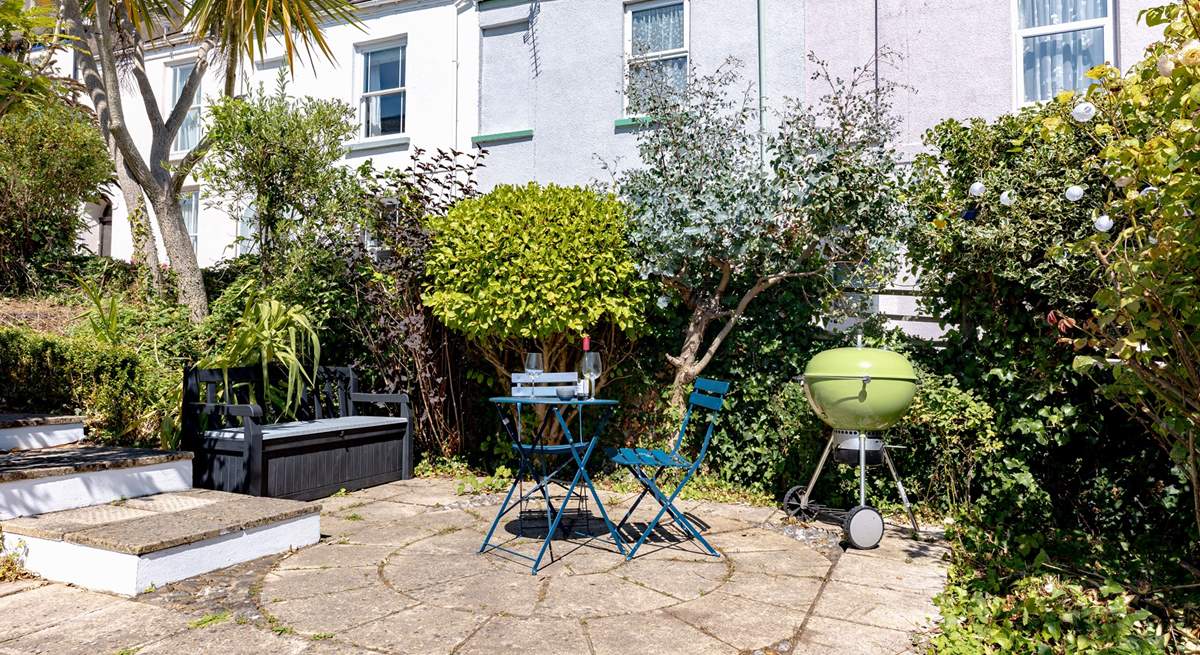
[479,396,626,574]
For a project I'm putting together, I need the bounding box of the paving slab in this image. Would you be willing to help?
[539,571,679,618]
[719,572,823,611]
[1,504,158,540]
[456,615,590,655]
[0,594,188,654]
[831,550,948,595]
[335,500,427,522]
[793,615,914,655]
[587,610,737,655]
[405,568,542,615]
[611,556,728,600]
[341,604,490,654]
[267,585,415,634]
[667,590,802,651]
[139,621,311,655]
[278,543,397,570]
[0,584,116,641]
[811,580,939,632]
[0,445,190,482]
[260,566,379,602]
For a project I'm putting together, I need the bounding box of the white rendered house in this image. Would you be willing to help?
[78,0,479,267]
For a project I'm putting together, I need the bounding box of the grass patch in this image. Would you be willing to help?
[344,513,363,522]
[311,633,335,640]
[187,611,230,629]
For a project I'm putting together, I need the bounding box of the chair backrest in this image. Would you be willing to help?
[510,372,579,398]
[671,377,731,463]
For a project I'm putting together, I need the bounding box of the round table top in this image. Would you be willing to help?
[489,396,618,406]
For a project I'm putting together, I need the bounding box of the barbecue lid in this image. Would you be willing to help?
[803,347,917,382]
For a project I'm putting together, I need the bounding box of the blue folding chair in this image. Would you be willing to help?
[608,378,730,559]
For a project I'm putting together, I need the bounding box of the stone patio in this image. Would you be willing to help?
[0,477,949,654]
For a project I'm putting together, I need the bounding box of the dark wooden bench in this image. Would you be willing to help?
[181,365,412,501]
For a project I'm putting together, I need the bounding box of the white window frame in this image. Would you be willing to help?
[1011,0,1114,107]
[354,36,408,141]
[623,0,689,115]
[179,189,200,252]
[167,61,203,157]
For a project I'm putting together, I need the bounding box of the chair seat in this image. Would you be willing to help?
[609,447,692,469]
[510,441,590,454]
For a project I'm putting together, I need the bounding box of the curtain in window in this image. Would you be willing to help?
[631,3,684,55]
[1022,26,1104,102]
[172,65,200,151]
[1019,0,1106,28]
[179,192,199,251]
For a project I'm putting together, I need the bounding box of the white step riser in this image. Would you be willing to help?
[0,460,192,520]
[0,424,85,452]
[3,514,320,596]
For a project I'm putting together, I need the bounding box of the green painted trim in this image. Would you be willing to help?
[478,0,528,9]
[614,116,653,129]
[471,129,534,145]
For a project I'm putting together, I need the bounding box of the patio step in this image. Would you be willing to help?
[0,414,85,452]
[0,446,192,520]
[1,490,320,596]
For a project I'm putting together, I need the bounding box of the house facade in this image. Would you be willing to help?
[82,0,1165,334]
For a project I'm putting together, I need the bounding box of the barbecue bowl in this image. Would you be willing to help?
[803,347,917,431]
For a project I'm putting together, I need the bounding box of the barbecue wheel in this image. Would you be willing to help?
[783,485,818,521]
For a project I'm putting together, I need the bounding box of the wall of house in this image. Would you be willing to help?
[474,0,805,190]
[99,0,476,267]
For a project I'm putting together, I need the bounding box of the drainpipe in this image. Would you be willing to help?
[756,0,766,166]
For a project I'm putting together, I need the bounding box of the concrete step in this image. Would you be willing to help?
[1,490,320,596]
[0,446,192,520]
[0,414,85,452]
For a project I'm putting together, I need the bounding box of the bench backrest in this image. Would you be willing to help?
[182,364,365,436]
[510,372,579,398]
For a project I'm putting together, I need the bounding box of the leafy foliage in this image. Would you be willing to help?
[1058,2,1200,544]
[355,148,483,459]
[424,182,647,380]
[0,327,175,446]
[198,289,321,419]
[197,78,359,279]
[932,572,1162,654]
[0,0,68,117]
[614,56,904,404]
[0,103,111,293]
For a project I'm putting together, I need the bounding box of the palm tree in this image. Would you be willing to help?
[185,0,360,95]
[59,0,358,320]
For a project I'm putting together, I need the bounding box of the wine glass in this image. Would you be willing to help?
[524,352,544,389]
[582,352,602,400]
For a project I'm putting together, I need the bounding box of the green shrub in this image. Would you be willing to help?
[424,182,647,380]
[0,328,173,447]
[0,103,111,293]
[932,572,1162,654]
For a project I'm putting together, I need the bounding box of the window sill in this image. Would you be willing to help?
[346,134,411,153]
[471,129,533,146]
[614,116,653,129]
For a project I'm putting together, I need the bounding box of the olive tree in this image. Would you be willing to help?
[614,57,906,406]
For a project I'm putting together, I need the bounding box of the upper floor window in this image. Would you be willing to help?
[625,0,687,112]
[361,43,406,138]
[180,189,199,252]
[1016,0,1112,103]
[171,63,202,153]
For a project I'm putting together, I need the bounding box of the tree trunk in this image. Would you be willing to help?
[113,155,163,290]
[148,191,209,320]
[668,310,711,409]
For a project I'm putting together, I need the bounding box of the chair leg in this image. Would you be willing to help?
[480,474,522,553]
[625,467,717,560]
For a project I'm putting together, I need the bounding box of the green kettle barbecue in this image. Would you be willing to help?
[785,339,920,549]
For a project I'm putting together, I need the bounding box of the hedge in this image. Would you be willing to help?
[0,328,173,447]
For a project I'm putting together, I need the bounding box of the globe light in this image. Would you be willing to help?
[969,181,986,197]
[1093,214,1113,232]
[1000,190,1015,207]
[1071,101,1097,123]
[1065,185,1085,202]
